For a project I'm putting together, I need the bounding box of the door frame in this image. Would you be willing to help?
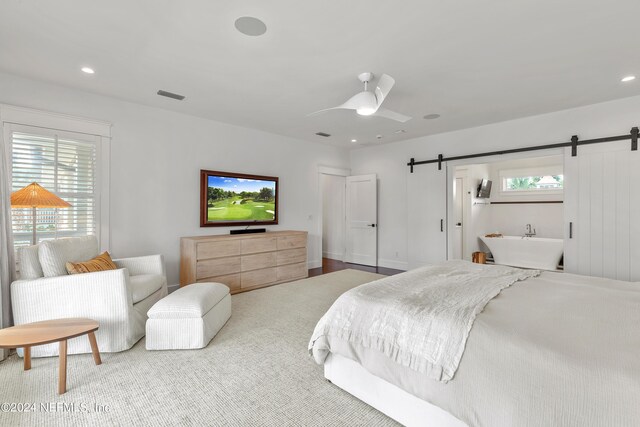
[316,165,350,269]
[345,173,378,266]
[445,148,564,261]
[452,171,467,260]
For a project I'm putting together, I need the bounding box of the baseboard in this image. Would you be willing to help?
[308,260,322,269]
[322,251,344,261]
[167,283,179,294]
[378,258,408,271]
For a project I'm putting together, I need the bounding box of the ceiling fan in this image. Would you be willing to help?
[309,72,412,123]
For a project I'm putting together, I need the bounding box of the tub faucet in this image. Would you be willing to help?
[524,224,536,238]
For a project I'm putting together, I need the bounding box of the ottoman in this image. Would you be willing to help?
[145,282,231,350]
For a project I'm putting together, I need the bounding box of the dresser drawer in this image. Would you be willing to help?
[197,240,241,260]
[241,252,276,271]
[241,267,277,288]
[277,248,306,266]
[197,273,241,292]
[277,234,306,250]
[276,262,307,282]
[241,237,277,254]
[196,257,241,278]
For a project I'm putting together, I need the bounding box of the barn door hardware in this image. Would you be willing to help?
[407,127,639,172]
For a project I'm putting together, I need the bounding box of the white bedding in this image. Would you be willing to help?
[310,262,640,427]
[309,260,539,381]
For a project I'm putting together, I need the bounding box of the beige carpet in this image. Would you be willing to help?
[0,269,399,426]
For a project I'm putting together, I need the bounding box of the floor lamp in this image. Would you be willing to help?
[10,182,72,245]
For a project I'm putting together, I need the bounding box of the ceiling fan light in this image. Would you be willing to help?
[356,107,376,116]
[352,91,378,116]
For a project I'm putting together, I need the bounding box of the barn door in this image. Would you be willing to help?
[564,141,640,280]
[407,164,447,270]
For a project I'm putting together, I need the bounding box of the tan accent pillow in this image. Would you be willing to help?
[66,251,117,275]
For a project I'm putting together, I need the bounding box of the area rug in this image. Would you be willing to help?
[0,269,398,426]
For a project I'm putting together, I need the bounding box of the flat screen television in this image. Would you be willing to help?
[200,170,278,227]
[477,179,492,198]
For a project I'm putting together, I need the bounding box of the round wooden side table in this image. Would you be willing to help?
[0,318,101,394]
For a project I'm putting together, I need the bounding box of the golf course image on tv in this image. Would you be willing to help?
[200,170,278,227]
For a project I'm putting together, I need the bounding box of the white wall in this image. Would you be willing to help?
[488,203,564,238]
[350,94,640,269]
[321,174,345,260]
[487,155,564,239]
[0,71,349,286]
[5,69,640,276]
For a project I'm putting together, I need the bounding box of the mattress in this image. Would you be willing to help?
[318,270,640,427]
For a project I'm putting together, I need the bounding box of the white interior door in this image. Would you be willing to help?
[407,164,448,269]
[345,174,377,266]
[564,141,640,280]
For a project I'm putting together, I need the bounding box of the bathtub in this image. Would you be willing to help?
[479,236,564,271]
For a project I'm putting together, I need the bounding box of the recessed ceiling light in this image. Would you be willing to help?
[235,17,267,36]
[423,113,441,120]
[81,67,95,74]
[351,139,357,143]
[621,75,636,82]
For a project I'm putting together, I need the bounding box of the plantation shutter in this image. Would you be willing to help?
[10,126,99,249]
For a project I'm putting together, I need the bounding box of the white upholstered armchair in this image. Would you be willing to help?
[10,236,168,357]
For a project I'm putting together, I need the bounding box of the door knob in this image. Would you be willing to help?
[369,224,376,228]
[456,222,462,226]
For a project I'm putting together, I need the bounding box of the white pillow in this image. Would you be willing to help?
[38,236,100,277]
[17,244,43,280]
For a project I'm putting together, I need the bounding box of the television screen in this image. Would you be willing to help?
[200,170,278,227]
[477,179,492,198]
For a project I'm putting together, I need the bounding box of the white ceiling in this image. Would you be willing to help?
[1,1,640,148]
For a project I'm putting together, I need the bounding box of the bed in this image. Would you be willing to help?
[309,261,640,427]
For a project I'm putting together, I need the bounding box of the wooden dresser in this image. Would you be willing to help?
[180,230,308,294]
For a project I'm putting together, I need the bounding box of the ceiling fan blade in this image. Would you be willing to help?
[307,93,363,116]
[373,107,412,123]
[374,74,395,109]
[308,92,372,117]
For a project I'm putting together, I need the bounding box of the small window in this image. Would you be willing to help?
[503,175,563,192]
[499,166,563,195]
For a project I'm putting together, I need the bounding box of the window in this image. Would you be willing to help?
[499,166,563,195]
[10,126,100,249]
[503,175,564,191]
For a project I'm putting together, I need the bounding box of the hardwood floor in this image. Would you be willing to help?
[308,258,405,278]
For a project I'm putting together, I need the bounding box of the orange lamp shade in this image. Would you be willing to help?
[10,182,71,208]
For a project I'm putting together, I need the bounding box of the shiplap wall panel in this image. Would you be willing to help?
[576,150,592,275]
[630,151,640,280]
[602,152,616,278]
[563,149,578,274]
[615,153,630,281]
[589,154,604,277]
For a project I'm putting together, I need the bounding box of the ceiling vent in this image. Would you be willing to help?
[157,90,186,101]
[315,132,331,137]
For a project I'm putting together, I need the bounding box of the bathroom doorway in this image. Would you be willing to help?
[450,154,565,270]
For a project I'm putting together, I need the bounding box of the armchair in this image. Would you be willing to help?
[11,236,167,357]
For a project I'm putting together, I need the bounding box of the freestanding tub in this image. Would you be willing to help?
[479,236,563,271]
